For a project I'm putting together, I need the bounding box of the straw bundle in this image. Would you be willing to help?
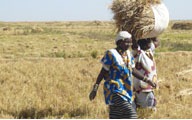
[111,0,162,40]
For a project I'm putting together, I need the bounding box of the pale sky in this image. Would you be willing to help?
[0,0,191,22]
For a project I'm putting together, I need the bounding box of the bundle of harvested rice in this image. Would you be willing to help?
[111,0,169,40]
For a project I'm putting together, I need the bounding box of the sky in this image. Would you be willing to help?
[0,0,192,22]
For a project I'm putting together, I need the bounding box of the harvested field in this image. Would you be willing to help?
[0,21,191,118]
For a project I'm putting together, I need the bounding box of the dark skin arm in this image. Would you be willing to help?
[132,68,145,80]
[89,68,108,101]
[132,68,156,87]
[95,67,108,85]
[132,36,138,50]
[151,37,160,48]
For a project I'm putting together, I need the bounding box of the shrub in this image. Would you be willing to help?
[91,50,98,58]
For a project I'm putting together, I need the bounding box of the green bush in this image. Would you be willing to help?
[91,50,98,58]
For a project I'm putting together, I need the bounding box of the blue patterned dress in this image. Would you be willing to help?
[101,49,135,105]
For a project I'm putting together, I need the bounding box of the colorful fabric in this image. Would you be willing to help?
[101,49,135,105]
[134,92,156,108]
[133,43,157,92]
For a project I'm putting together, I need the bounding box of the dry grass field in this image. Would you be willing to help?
[0,20,191,118]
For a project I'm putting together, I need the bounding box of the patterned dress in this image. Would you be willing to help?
[133,43,157,108]
[101,48,137,119]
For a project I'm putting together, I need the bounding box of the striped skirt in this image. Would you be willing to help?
[109,93,137,119]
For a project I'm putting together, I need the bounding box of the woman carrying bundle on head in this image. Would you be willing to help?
[110,0,169,114]
[132,37,159,111]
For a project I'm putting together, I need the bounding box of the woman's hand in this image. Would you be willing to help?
[89,90,97,101]
[145,79,156,88]
[89,84,99,101]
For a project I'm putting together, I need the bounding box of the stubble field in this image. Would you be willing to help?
[0,21,191,118]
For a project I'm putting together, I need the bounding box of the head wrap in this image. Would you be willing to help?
[115,31,132,43]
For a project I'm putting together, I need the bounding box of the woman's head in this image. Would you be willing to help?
[138,38,152,50]
[115,31,132,51]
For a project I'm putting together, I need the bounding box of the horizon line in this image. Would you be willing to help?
[1,19,192,23]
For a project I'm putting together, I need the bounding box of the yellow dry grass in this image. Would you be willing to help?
[0,58,107,118]
[0,21,191,118]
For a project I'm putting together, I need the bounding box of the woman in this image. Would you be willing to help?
[89,31,156,119]
[132,38,159,110]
